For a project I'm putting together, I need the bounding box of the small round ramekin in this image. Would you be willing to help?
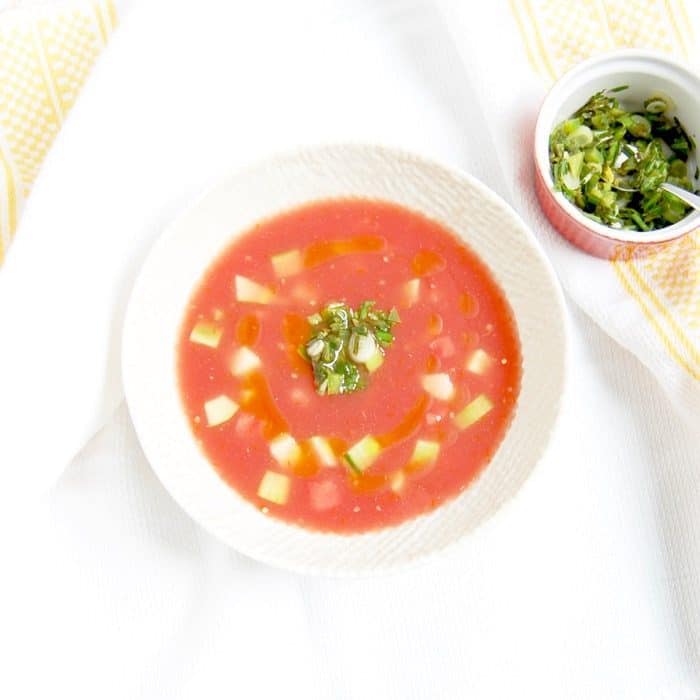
[534,49,700,259]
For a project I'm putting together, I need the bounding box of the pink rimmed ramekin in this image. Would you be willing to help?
[534,49,700,259]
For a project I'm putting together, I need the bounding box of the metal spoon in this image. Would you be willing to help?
[611,181,700,211]
[659,182,700,211]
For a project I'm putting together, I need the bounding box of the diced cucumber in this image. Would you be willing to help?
[390,470,406,493]
[203,395,239,427]
[230,346,261,376]
[309,480,340,511]
[269,433,301,467]
[465,348,493,375]
[291,282,315,303]
[430,336,455,358]
[453,394,493,430]
[271,249,303,278]
[408,439,440,468]
[402,278,420,307]
[421,373,455,401]
[343,435,381,473]
[364,349,384,373]
[309,436,337,467]
[235,275,275,304]
[189,321,223,348]
[290,387,311,406]
[257,471,291,505]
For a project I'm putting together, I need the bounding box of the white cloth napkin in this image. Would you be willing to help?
[1,1,699,698]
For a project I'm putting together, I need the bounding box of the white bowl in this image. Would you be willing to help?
[534,49,700,258]
[122,144,567,575]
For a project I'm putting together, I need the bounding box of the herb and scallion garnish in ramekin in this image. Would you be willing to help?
[549,86,698,231]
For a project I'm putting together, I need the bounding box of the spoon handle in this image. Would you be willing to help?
[660,182,700,211]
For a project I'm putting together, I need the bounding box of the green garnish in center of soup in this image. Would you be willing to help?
[301,300,401,395]
[549,86,698,231]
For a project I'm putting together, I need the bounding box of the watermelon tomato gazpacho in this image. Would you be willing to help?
[177,199,521,533]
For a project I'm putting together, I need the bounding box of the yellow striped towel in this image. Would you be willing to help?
[511,0,699,377]
[0,0,117,264]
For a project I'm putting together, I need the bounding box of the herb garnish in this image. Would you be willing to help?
[301,301,400,395]
[549,87,698,231]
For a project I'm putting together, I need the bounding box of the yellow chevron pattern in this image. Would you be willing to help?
[0,0,116,264]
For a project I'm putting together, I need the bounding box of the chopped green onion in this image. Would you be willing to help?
[566,125,594,148]
[669,159,687,178]
[300,300,400,396]
[306,337,325,359]
[327,372,343,395]
[628,114,651,138]
[375,330,394,345]
[549,87,697,232]
[364,349,384,373]
[628,210,649,231]
[359,300,374,320]
[644,97,667,114]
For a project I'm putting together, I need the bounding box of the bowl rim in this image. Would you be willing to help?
[122,142,569,576]
[534,47,700,246]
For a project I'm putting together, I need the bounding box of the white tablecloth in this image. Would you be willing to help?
[1,1,698,698]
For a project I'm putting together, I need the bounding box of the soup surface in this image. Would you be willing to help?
[178,199,521,532]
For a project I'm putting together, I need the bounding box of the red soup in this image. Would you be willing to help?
[178,199,521,533]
